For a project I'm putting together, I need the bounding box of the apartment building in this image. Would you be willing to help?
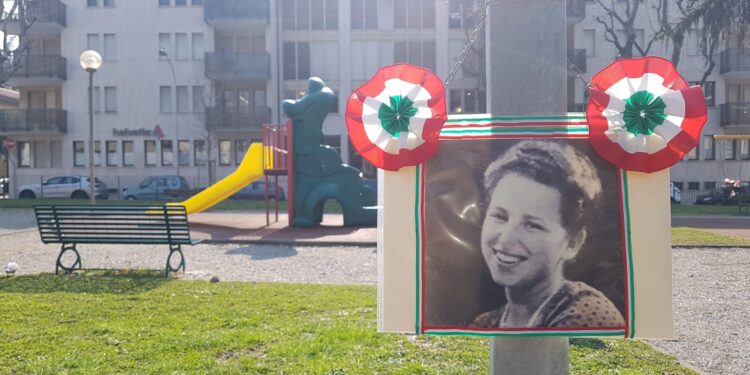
[2,0,743,202]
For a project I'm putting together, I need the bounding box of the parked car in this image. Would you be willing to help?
[230,181,286,200]
[669,182,681,204]
[18,176,108,199]
[694,189,730,205]
[695,180,750,205]
[122,175,191,200]
[0,177,8,197]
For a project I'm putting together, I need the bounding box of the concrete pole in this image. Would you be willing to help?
[486,0,569,374]
[88,70,96,204]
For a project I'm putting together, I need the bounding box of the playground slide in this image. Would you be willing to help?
[171,143,264,214]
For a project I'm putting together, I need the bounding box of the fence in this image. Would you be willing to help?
[2,174,289,201]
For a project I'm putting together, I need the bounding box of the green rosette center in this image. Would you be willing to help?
[622,90,667,136]
[378,95,419,138]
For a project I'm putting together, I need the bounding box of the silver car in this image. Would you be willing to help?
[18,176,108,199]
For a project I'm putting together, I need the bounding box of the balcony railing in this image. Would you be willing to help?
[204,0,269,23]
[720,49,750,74]
[567,48,586,73]
[567,0,585,22]
[206,106,272,130]
[3,55,66,81]
[1,0,66,27]
[0,109,67,133]
[720,102,750,126]
[205,52,270,80]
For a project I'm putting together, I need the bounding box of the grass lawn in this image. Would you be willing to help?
[671,227,750,246]
[671,203,749,216]
[0,271,694,374]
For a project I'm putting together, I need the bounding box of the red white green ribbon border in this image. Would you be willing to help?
[413,127,637,338]
[441,114,589,139]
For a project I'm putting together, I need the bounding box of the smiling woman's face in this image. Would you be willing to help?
[480,173,575,290]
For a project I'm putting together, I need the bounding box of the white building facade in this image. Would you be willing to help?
[2,0,746,202]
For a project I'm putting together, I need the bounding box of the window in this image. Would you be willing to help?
[686,30,700,56]
[394,40,436,72]
[32,141,47,168]
[103,33,116,60]
[87,0,98,6]
[191,33,204,60]
[742,140,750,160]
[449,89,486,114]
[673,182,684,191]
[145,140,157,166]
[87,33,100,52]
[51,141,62,168]
[395,0,434,29]
[103,0,115,6]
[685,145,698,160]
[448,0,476,29]
[705,181,716,190]
[351,0,377,29]
[18,141,31,167]
[192,86,204,112]
[283,42,310,80]
[160,86,172,113]
[175,33,189,60]
[159,0,170,6]
[178,140,190,166]
[688,181,700,191]
[583,29,596,57]
[158,33,171,57]
[723,140,736,160]
[219,140,232,165]
[192,0,203,4]
[235,140,250,164]
[282,0,295,29]
[176,86,189,113]
[703,135,715,160]
[106,140,117,166]
[175,0,187,5]
[689,81,715,107]
[194,140,207,165]
[105,86,117,112]
[93,87,101,113]
[161,140,173,165]
[325,0,338,30]
[74,141,85,166]
[122,140,134,166]
[94,141,101,166]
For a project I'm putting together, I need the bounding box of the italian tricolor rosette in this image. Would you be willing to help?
[587,56,707,173]
[346,64,447,171]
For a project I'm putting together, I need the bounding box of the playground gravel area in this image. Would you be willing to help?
[0,209,749,374]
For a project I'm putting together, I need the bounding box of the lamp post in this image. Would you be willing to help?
[159,48,179,177]
[80,50,102,204]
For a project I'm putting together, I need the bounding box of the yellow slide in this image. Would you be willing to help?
[171,143,264,214]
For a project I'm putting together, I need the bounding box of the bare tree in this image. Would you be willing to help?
[593,0,660,58]
[0,1,36,85]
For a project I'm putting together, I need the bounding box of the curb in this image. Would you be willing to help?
[200,239,377,248]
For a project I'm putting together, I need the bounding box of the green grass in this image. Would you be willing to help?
[0,271,694,374]
[671,203,749,216]
[671,226,750,246]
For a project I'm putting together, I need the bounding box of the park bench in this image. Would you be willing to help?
[34,205,201,276]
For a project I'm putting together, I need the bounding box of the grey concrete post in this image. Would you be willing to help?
[486,0,570,374]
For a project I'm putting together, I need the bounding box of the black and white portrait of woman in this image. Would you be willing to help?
[422,139,626,331]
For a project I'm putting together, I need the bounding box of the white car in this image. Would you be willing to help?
[18,176,108,200]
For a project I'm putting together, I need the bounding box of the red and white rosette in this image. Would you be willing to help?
[346,64,447,171]
[587,56,707,173]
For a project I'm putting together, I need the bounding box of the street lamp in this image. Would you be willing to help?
[80,50,102,204]
[159,48,180,177]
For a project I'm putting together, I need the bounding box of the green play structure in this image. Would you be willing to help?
[282,77,376,227]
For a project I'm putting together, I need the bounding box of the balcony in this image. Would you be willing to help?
[206,106,272,131]
[2,0,66,36]
[205,52,270,81]
[204,0,269,30]
[3,55,66,86]
[0,109,67,133]
[720,49,750,78]
[567,49,586,74]
[567,0,585,24]
[720,102,750,127]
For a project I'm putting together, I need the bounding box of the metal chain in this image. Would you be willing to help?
[445,0,592,91]
[443,0,494,88]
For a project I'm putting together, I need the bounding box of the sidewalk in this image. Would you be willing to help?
[188,211,377,246]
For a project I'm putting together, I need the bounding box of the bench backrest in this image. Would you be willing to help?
[34,205,193,245]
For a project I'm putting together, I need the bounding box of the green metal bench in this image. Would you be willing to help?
[34,205,201,276]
